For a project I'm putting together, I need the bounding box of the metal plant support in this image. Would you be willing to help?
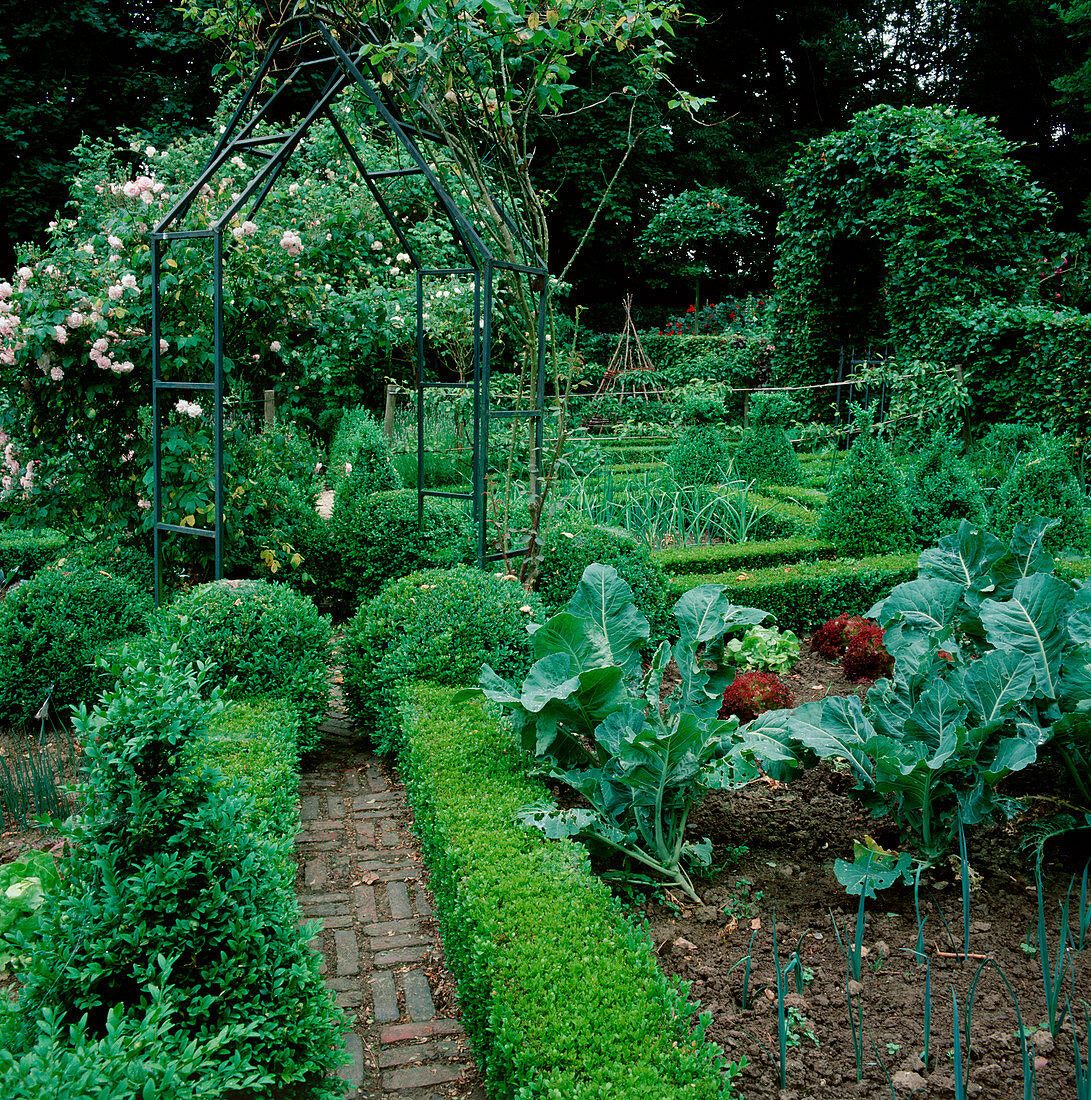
[149,1,547,604]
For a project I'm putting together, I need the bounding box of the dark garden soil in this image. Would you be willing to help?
[642,637,1091,1100]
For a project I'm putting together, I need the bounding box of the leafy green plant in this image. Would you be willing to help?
[460,564,793,901]
[0,558,151,723]
[536,522,671,639]
[147,579,331,754]
[668,424,731,486]
[991,437,1086,552]
[14,642,345,1096]
[341,566,543,752]
[327,485,472,605]
[818,421,913,556]
[724,623,800,673]
[756,517,1089,884]
[0,850,60,974]
[904,433,986,546]
[734,393,801,487]
[328,405,401,492]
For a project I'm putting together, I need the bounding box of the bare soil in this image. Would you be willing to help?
[642,638,1091,1100]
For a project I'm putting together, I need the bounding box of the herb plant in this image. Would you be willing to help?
[460,564,793,901]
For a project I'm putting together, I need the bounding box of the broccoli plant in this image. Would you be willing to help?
[458,564,796,901]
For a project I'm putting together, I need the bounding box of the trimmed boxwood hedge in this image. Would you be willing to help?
[655,536,836,577]
[667,552,920,632]
[397,684,738,1099]
[0,529,67,579]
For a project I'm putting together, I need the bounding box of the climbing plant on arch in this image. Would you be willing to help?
[773,105,1052,421]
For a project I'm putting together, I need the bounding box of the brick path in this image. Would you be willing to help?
[295,686,487,1100]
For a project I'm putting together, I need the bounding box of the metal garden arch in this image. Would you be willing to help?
[150,0,547,604]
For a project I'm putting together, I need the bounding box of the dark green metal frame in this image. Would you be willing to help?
[149,0,548,603]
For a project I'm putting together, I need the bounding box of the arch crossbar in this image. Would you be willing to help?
[149,1,548,603]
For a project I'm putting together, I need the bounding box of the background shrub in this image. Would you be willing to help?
[818,429,913,556]
[342,566,543,752]
[536,523,671,639]
[973,421,1043,485]
[667,424,730,486]
[327,407,401,493]
[0,560,151,723]
[147,580,331,754]
[733,392,801,486]
[0,530,67,582]
[989,438,1086,552]
[64,535,155,594]
[904,434,986,546]
[327,485,472,605]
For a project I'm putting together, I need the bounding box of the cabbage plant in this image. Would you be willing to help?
[458,564,793,901]
[755,518,1091,892]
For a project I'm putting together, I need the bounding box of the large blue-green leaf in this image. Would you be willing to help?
[961,649,1035,725]
[1007,517,1059,581]
[454,664,520,707]
[834,841,914,898]
[593,703,646,759]
[531,610,601,669]
[904,681,967,764]
[773,697,877,786]
[613,711,714,794]
[1067,583,1091,646]
[1059,644,1091,710]
[565,563,649,680]
[874,578,964,632]
[867,676,916,740]
[980,735,1038,783]
[520,652,583,714]
[731,709,800,779]
[516,804,600,840]
[979,574,1072,699]
[673,585,768,646]
[917,520,1009,592]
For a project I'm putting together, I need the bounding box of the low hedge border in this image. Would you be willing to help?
[667,552,920,632]
[1056,558,1091,583]
[655,536,836,576]
[746,493,819,540]
[0,529,67,580]
[200,698,302,882]
[761,484,827,508]
[396,684,738,1099]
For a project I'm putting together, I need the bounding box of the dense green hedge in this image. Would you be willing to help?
[397,684,738,1099]
[761,484,827,509]
[201,698,302,877]
[3,652,343,1098]
[667,552,919,632]
[0,529,67,579]
[655,536,836,577]
[746,493,820,540]
[147,579,331,755]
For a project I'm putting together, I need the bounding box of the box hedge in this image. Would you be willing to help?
[655,536,836,577]
[667,552,919,632]
[396,684,738,1099]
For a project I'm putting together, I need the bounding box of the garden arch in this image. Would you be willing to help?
[773,105,1050,392]
[150,0,547,603]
